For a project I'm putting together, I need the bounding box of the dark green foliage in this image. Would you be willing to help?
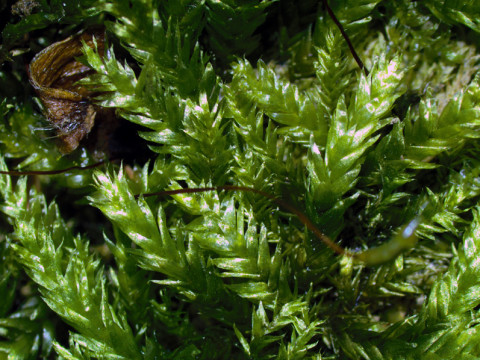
[204,0,274,63]
[2,0,480,359]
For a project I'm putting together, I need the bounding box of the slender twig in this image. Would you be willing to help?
[0,159,112,176]
[323,0,370,77]
[137,185,347,257]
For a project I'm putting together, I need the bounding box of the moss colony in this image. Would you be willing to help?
[1,1,480,359]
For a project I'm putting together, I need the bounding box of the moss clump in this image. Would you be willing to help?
[2,1,480,359]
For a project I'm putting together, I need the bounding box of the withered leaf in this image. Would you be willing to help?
[29,30,105,153]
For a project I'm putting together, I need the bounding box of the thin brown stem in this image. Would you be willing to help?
[323,0,370,77]
[137,185,347,257]
[0,159,112,176]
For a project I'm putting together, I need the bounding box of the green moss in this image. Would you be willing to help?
[2,0,480,358]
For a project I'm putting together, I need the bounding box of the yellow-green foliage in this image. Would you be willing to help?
[1,0,480,359]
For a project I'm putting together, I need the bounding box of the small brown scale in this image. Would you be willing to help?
[28,30,111,154]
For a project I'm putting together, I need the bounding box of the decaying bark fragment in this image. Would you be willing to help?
[28,31,104,153]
